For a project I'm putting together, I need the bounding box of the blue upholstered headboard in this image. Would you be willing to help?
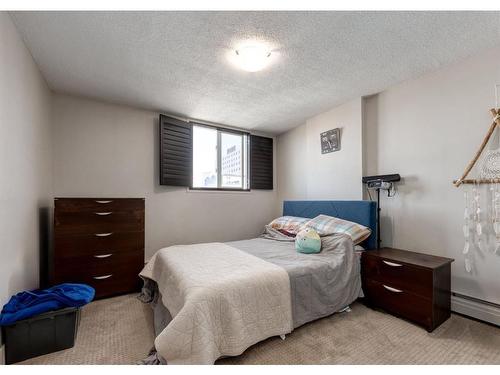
[282,200,377,250]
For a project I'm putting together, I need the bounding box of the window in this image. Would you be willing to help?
[192,124,249,190]
[159,114,272,190]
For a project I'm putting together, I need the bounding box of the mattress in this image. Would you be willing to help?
[145,232,361,336]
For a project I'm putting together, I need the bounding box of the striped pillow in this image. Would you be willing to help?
[303,214,371,245]
[268,216,309,234]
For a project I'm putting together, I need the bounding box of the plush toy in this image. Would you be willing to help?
[295,228,321,254]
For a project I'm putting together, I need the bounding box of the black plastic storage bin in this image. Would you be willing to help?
[1,307,81,364]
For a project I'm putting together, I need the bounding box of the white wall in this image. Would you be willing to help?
[52,94,278,260]
[277,98,364,205]
[0,13,53,306]
[363,48,500,305]
[276,124,308,202]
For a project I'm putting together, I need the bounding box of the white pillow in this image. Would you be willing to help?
[268,216,309,234]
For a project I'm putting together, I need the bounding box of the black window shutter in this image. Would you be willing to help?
[250,135,273,190]
[159,114,192,186]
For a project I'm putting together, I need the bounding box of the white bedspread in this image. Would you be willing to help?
[140,242,293,364]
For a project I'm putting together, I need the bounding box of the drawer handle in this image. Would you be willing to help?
[95,212,112,216]
[95,232,113,237]
[95,200,113,204]
[383,284,403,293]
[382,260,403,267]
[94,253,113,258]
[93,274,113,280]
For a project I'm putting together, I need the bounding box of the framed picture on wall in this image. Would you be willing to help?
[320,128,341,154]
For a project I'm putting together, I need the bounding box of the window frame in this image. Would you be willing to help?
[190,123,250,191]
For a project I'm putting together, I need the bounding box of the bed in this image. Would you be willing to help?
[139,200,377,365]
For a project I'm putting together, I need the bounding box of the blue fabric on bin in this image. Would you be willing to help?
[0,283,94,326]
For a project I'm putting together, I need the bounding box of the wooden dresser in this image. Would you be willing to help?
[361,247,454,332]
[52,198,145,299]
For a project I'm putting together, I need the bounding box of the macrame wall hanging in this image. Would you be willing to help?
[454,87,500,273]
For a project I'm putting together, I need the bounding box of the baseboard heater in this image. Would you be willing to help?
[451,292,500,326]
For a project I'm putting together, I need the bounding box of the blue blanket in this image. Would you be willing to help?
[0,283,95,326]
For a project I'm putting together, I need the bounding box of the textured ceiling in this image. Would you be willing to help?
[10,11,500,134]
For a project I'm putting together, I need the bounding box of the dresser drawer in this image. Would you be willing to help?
[55,272,143,299]
[55,210,144,235]
[363,278,433,329]
[54,250,144,280]
[54,231,144,258]
[52,251,144,299]
[362,254,433,298]
[55,198,144,213]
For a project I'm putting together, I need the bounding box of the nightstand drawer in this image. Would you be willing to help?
[362,254,433,298]
[363,278,433,329]
[361,248,453,332]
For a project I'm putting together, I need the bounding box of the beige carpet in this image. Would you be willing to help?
[20,293,500,365]
[20,294,155,365]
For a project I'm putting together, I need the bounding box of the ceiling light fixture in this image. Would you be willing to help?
[233,44,272,72]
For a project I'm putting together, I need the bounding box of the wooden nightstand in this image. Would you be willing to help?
[361,247,454,332]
